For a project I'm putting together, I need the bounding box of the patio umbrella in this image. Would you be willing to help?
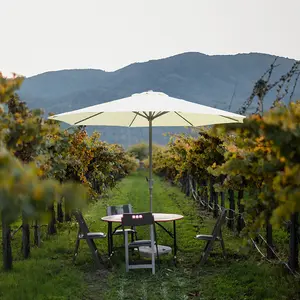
[49,91,245,211]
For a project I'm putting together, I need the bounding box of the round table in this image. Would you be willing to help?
[101,213,184,262]
[101,213,184,223]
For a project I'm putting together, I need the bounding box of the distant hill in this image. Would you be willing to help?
[18,52,300,147]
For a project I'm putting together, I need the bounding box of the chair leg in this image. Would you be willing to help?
[73,237,80,263]
[131,226,135,242]
[220,239,226,259]
[124,232,129,272]
[73,228,82,263]
[219,231,226,259]
[107,222,112,258]
[155,243,160,266]
[202,240,210,253]
[151,225,155,275]
[93,249,103,269]
[154,226,160,266]
[200,239,215,266]
[111,234,114,255]
[152,250,155,275]
[86,238,103,269]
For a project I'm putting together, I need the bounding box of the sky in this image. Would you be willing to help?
[1,0,300,77]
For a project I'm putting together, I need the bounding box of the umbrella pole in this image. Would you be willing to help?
[149,116,153,212]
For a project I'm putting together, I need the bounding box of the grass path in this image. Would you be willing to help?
[0,171,299,299]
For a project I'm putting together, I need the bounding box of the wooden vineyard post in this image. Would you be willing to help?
[288,212,299,271]
[33,220,41,247]
[2,212,13,270]
[22,213,30,259]
[47,203,57,235]
[203,180,208,209]
[57,196,64,223]
[185,175,190,197]
[237,190,245,233]
[227,189,235,230]
[213,190,219,218]
[209,176,214,212]
[220,191,225,208]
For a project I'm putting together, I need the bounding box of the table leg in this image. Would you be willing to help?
[173,220,177,264]
[107,222,112,257]
[155,221,178,265]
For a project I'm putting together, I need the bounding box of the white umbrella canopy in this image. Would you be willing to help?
[49,91,246,211]
[50,91,245,127]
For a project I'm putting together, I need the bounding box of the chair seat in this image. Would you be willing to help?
[195,234,221,241]
[79,232,106,239]
[128,239,155,248]
[113,228,136,235]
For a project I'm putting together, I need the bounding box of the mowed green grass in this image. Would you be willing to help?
[0,170,299,300]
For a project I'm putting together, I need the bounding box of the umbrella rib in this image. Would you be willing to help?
[153,111,169,119]
[142,111,150,119]
[220,115,240,122]
[129,113,138,127]
[152,111,161,118]
[74,112,104,125]
[133,111,148,119]
[174,111,194,127]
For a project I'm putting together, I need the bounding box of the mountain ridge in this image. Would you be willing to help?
[23,51,295,78]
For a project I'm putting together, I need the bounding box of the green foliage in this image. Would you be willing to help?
[1,93,59,163]
[127,143,164,169]
[127,142,149,160]
[38,127,71,181]
[260,101,300,224]
[0,72,137,271]
[152,102,300,235]
[0,146,87,224]
[152,129,224,184]
[0,73,137,226]
[0,74,88,223]
[39,126,138,198]
[210,101,300,230]
[0,73,23,105]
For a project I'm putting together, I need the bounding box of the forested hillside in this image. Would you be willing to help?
[19,52,300,146]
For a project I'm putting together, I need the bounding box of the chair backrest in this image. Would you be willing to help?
[122,212,154,227]
[73,210,90,236]
[107,204,133,216]
[211,209,227,237]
